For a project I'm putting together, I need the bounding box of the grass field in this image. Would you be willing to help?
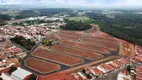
[67,17,91,21]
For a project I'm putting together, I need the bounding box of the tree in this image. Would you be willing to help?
[8,66,17,75]
[126,65,131,73]
[28,74,37,80]
[0,77,3,80]
[61,20,91,31]
[42,40,53,46]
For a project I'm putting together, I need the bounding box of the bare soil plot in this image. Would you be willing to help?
[60,40,110,54]
[137,46,142,52]
[45,35,61,41]
[56,34,80,41]
[119,41,135,57]
[86,36,117,44]
[24,57,60,74]
[89,27,97,33]
[59,31,84,37]
[51,44,104,60]
[81,38,118,51]
[32,48,84,66]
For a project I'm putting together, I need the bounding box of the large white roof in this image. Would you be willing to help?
[0,73,13,80]
[11,67,32,80]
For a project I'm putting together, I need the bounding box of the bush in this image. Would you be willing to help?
[8,66,17,75]
[28,74,37,80]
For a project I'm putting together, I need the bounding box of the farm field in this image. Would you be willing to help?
[24,57,60,74]
[60,40,111,54]
[32,48,84,66]
[51,44,104,60]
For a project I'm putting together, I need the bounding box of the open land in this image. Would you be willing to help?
[60,40,111,54]
[81,37,118,51]
[38,56,118,80]
[22,25,120,78]
[24,57,60,74]
[51,44,104,60]
[32,48,84,66]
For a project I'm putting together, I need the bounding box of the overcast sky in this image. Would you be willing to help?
[0,0,142,8]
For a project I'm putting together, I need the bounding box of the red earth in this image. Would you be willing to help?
[24,57,60,74]
[56,34,80,41]
[32,48,84,66]
[51,44,104,60]
[58,31,84,37]
[60,40,110,54]
[81,37,118,51]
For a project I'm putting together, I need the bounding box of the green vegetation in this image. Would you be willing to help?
[15,10,40,19]
[81,69,93,79]
[0,14,11,20]
[15,9,73,19]
[61,17,92,31]
[28,74,37,80]
[42,40,53,46]
[0,14,10,26]
[87,12,142,46]
[67,17,91,22]
[10,36,36,50]
[42,39,59,46]
[8,66,17,75]
[0,20,7,26]
[126,64,136,79]
[12,20,60,26]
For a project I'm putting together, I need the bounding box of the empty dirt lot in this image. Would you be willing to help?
[24,57,60,74]
[51,44,104,60]
[32,48,84,66]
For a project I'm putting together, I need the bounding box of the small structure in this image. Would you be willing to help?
[11,68,32,80]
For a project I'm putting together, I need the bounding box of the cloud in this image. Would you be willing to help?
[0,0,142,8]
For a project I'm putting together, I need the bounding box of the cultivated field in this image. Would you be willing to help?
[60,40,111,54]
[32,48,84,66]
[51,44,104,60]
[25,57,60,74]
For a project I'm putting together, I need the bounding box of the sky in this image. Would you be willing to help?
[0,0,142,8]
